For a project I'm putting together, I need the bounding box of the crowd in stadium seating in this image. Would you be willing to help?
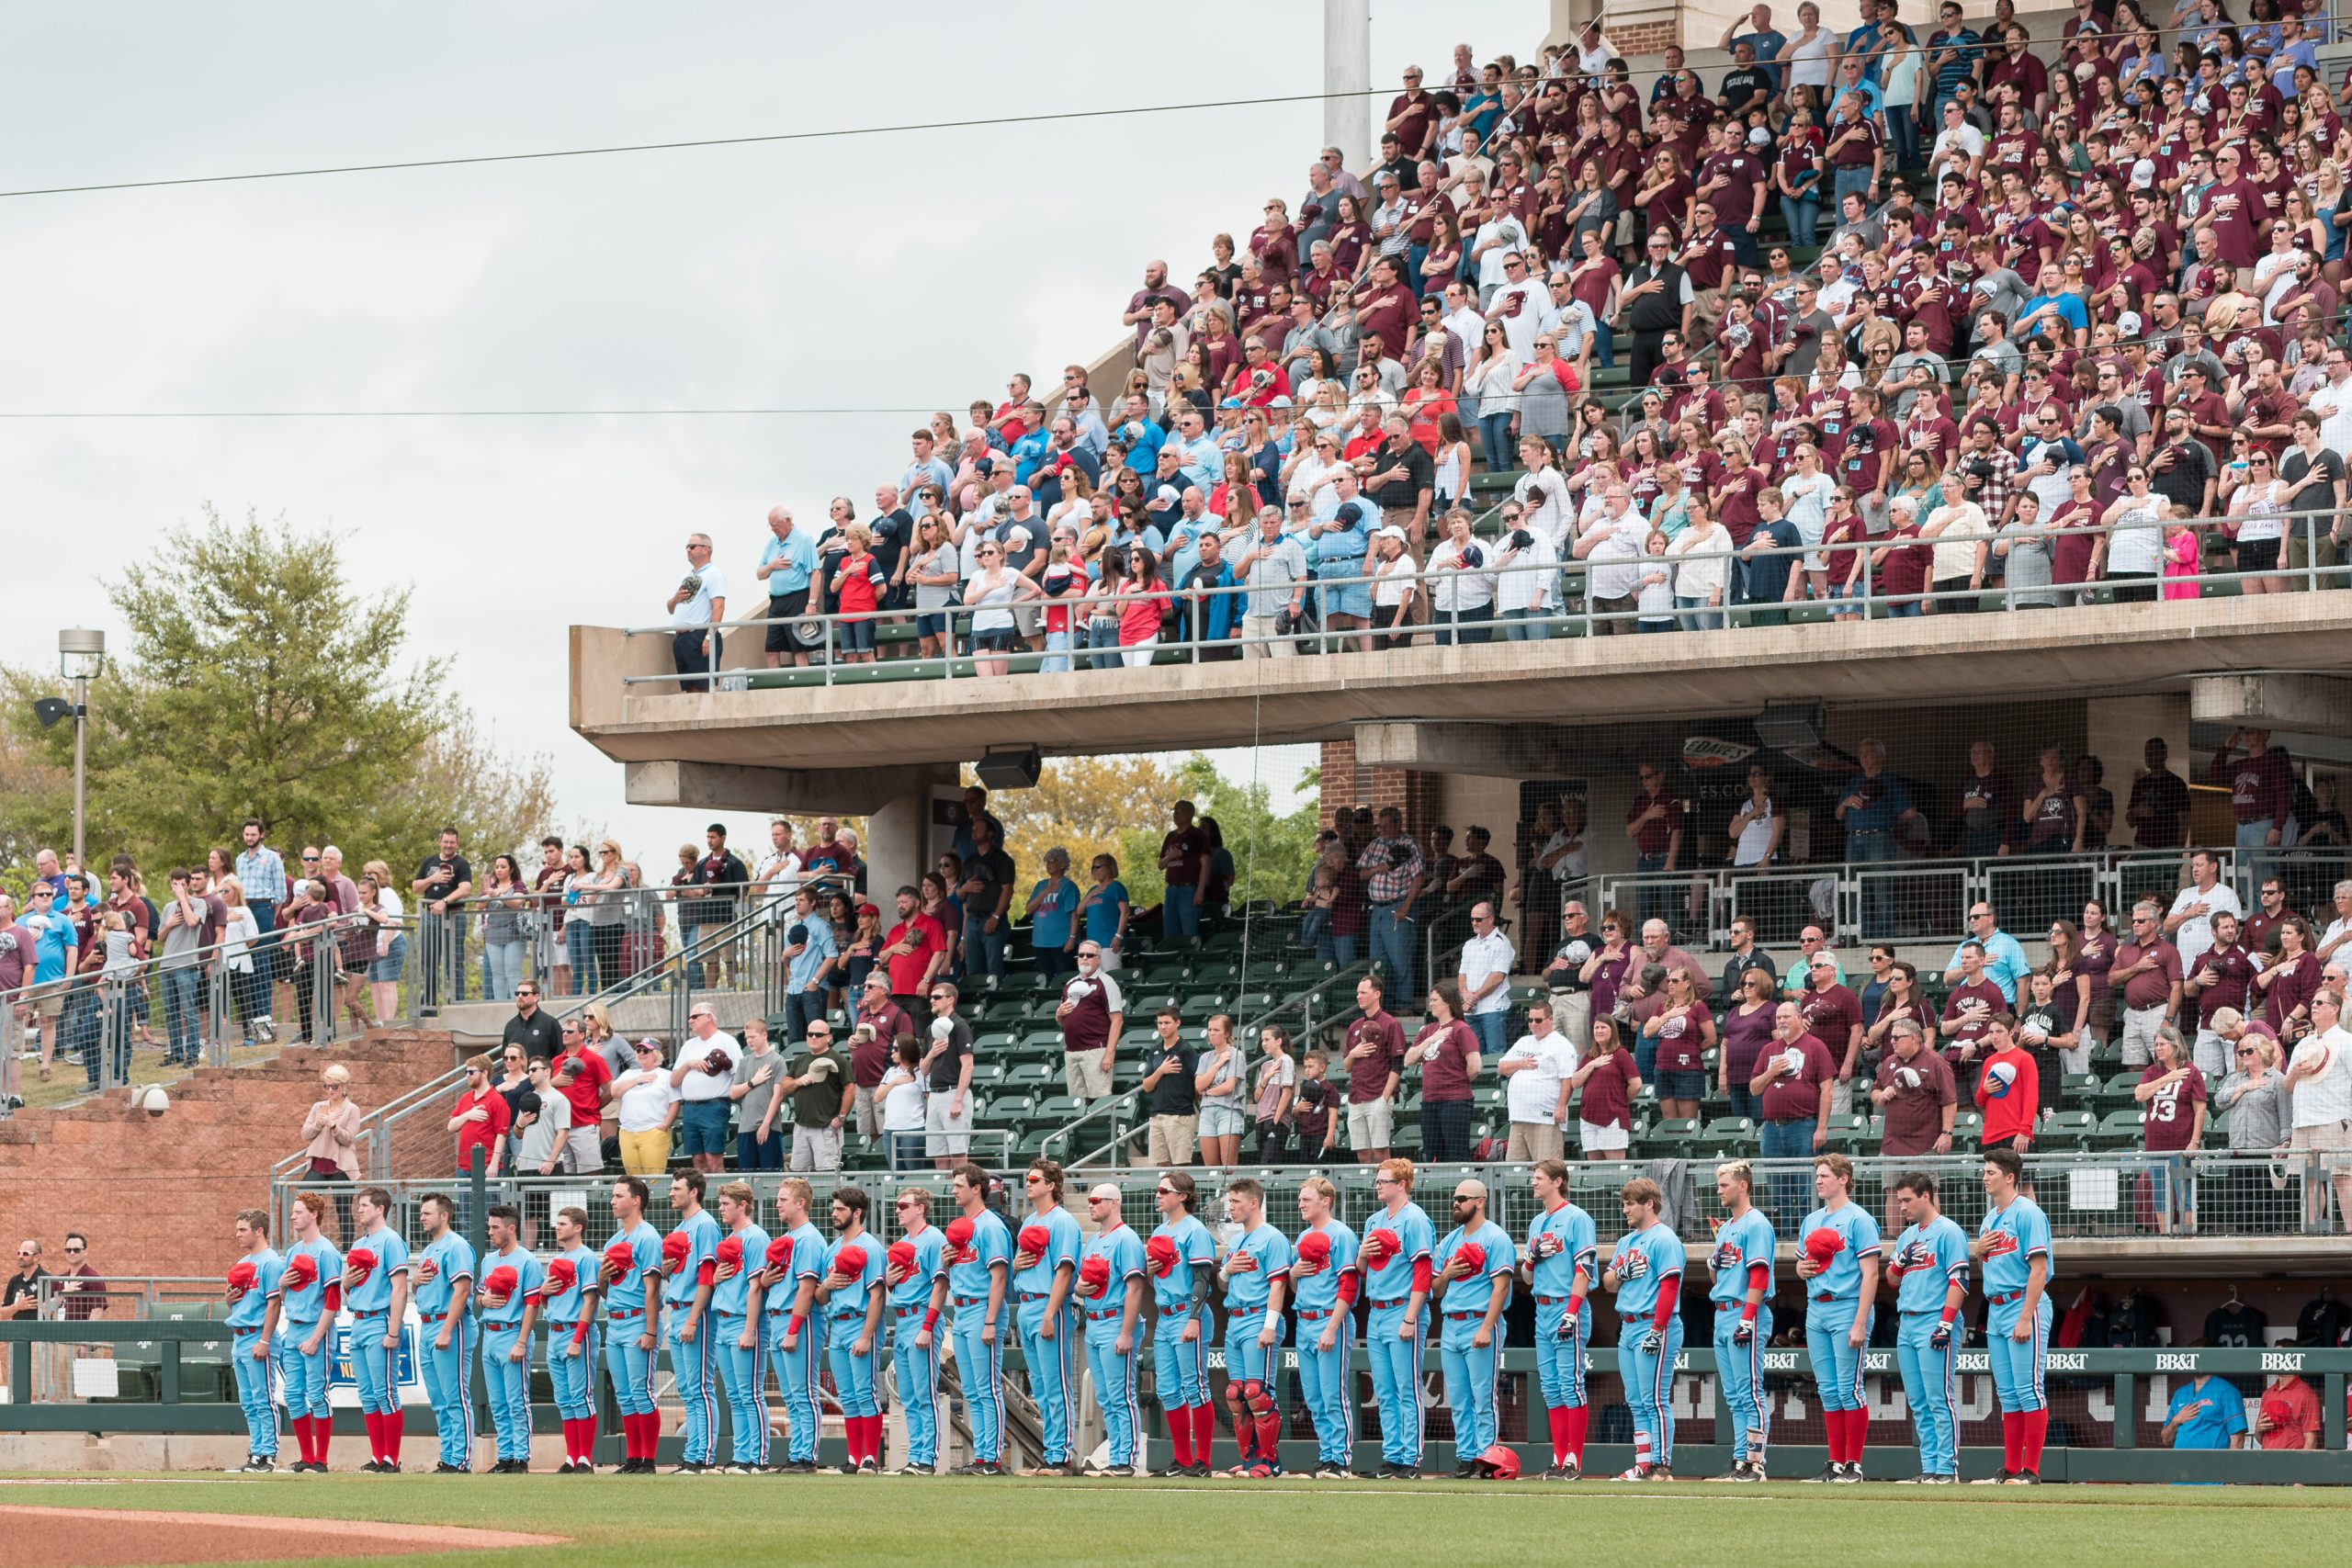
[658,4,2352,688]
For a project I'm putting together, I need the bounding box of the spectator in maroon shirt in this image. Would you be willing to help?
[1871,1020,1958,1159]
[1568,1014,1642,1158]
[1752,1003,1837,1229]
[1941,942,2009,1070]
[2136,1024,2209,1235]
[1795,951,1865,1108]
[54,1233,106,1322]
[2113,899,2186,1067]
[2253,917,2323,1042]
[1624,761,1687,936]
[2212,728,2297,855]
[1406,981,1481,1163]
[1340,973,1408,1164]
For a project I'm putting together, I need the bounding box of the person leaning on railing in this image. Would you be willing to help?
[298,1063,362,1245]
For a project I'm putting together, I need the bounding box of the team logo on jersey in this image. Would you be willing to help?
[1709,1239,1742,1273]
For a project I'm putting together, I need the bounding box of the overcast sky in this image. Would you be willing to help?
[5,2,1526,857]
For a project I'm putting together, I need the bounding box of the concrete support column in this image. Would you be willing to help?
[2084,693,2190,850]
[867,764,958,906]
[1324,0,1371,170]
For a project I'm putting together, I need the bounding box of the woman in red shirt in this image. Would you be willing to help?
[1399,360,1457,455]
[1569,1015,1643,1158]
[1404,980,1480,1163]
[831,523,888,663]
[1115,549,1170,669]
[2253,916,2323,1038]
[2045,466,2102,602]
[2133,1024,2207,1235]
[1641,966,1716,1122]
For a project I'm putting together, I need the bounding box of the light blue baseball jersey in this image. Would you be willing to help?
[1436,1219,1516,1305]
[280,1236,339,1323]
[1526,1201,1599,1297]
[1893,1215,1970,1314]
[889,1224,948,1310]
[1609,1223,1685,1318]
[823,1232,887,1317]
[1148,1214,1217,1311]
[480,1246,542,1327]
[1978,1196,2052,1297]
[1798,1201,1882,1297]
[764,1222,829,1320]
[1222,1222,1294,1313]
[713,1224,772,1316]
[604,1220,662,1313]
[1289,1221,1360,1314]
[1360,1201,1435,1301]
[345,1224,409,1312]
[663,1208,724,1307]
[1080,1223,1148,1311]
[541,1245,600,1320]
[226,1248,282,1331]
[1012,1207,1082,1296]
[413,1232,476,1317]
[946,1210,1012,1301]
[1708,1207,1777,1304]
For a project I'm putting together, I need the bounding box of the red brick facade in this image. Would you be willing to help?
[1318,739,1442,836]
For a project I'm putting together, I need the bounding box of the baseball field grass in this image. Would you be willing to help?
[5,1472,2352,1568]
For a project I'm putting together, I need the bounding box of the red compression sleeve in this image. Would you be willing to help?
[1650,1273,1681,1331]
[1939,1299,1960,1325]
[1337,1269,1361,1307]
[1743,1262,1769,1320]
[1410,1258,1432,1294]
[922,1308,940,1332]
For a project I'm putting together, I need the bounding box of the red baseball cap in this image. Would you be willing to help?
[1804,1226,1846,1263]
[542,1257,578,1296]
[1078,1255,1113,1298]
[345,1247,379,1283]
[226,1260,258,1292]
[764,1236,796,1271]
[1295,1230,1332,1266]
[887,1240,919,1274]
[281,1253,318,1292]
[662,1231,693,1271]
[833,1245,868,1278]
[944,1216,977,1260]
[1017,1224,1052,1257]
[483,1265,521,1299]
[1453,1242,1487,1277]
[602,1240,637,1275]
[1363,1228,1397,1264]
[1146,1235,1180,1277]
[715,1235,745,1270]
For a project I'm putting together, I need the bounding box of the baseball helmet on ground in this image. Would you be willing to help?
[1477,1443,1521,1479]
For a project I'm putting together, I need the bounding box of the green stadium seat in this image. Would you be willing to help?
[2041,1110,2095,1150]
[2094,1108,2147,1147]
[1001,1062,1051,1090]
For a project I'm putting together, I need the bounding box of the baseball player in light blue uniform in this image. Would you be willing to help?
[344,1188,413,1472]
[1359,1162,1436,1478]
[944,1168,1013,1475]
[1218,1179,1294,1477]
[1973,1146,2054,1482]
[1523,1160,1598,1480]
[1012,1164,1083,1472]
[412,1192,478,1473]
[1435,1179,1517,1476]
[762,1179,831,1472]
[1605,1177,1686,1480]
[601,1179,665,1473]
[1077,1183,1149,1476]
[1147,1174,1218,1477]
[273,1195,340,1472]
[662,1175,724,1472]
[226,1212,284,1472]
[476,1204,543,1472]
[886,1191,951,1474]
[537,1206,601,1473]
[1706,1161,1778,1480]
[1889,1168,1970,1483]
[1289,1178,1362,1478]
[820,1186,889,1473]
[709,1184,772,1473]
[1796,1155,1883,1482]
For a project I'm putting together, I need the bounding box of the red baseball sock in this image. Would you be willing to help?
[1169,1408,1193,1469]
[2021,1409,2048,1474]
[362,1412,381,1461]
[1563,1405,1589,1463]
[305,1416,322,1464]
[639,1411,659,1460]
[386,1419,403,1467]
[315,1417,332,1467]
[622,1412,640,1459]
[862,1415,882,1463]
[2002,1411,2022,1472]
[1829,1409,1853,1463]
[1547,1406,1570,1465]
[1848,1407,1868,1462]
[1192,1404,1217,1466]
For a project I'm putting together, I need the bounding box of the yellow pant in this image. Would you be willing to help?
[620,1127,673,1176]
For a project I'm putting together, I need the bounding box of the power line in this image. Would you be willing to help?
[0,407,954,419]
[0,87,1387,200]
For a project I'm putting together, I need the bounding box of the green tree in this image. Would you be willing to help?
[968,755,1179,890]
[1165,754,1322,908]
[0,506,554,881]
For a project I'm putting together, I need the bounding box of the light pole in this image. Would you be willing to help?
[55,628,105,875]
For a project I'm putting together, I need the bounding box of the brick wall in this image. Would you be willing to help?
[1317,739,1443,838]
[1612,19,1676,53]
[0,1031,458,1283]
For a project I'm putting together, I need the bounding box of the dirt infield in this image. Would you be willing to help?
[0,1504,562,1565]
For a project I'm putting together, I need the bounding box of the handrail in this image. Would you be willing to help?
[616,509,2342,688]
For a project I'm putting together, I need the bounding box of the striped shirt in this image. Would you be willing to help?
[235,845,288,904]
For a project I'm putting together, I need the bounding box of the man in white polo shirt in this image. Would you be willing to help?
[2163,849,2242,973]
[2283,988,2352,1233]
[1496,998,1576,1161]
[1456,901,1517,1057]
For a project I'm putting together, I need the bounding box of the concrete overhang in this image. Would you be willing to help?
[573,597,2352,774]
[2189,671,2352,734]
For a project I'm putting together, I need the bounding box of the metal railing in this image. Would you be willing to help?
[614,512,2348,692]
[38,910,375,1100]
[1595,844,2352,949]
